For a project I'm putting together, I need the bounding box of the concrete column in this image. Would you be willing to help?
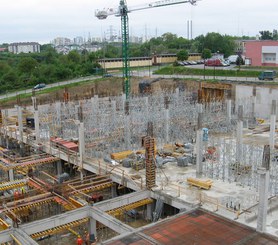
[8,169,14,181]
[121,93,126,111]
[257,168,270,233]
[146,203,153,221]
[111,184,117,198]
[175,87,179,101]
[80,170,84,181]
[34,109,40,144]
[226,99,232,122]
[196,130,203,177]
[270,100,276,150]
[251,96,256,121]
[55,102,62,136]
[236,106,243,163]
[88,218,97,237]
[165,109,169,143]
[5,137,9,149]
[17,106,23,142]
[78,122,85,168]
[196,104,203,177]
[57,160,62,176]
[257,145,270,233]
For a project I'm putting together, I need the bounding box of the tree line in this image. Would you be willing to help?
[0,45,101,93]
[1,30,269,93]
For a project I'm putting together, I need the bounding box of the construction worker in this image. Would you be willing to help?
[14,190,20,201]
[21,186,25,197]
[76,235,83,245]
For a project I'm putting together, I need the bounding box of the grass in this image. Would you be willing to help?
[153,65,261,77]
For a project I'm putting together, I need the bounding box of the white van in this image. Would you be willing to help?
[227,55,238,64]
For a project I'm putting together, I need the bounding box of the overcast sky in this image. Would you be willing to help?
[1,0,278,44]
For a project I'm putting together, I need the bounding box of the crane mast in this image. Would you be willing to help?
[95,0,200,99]
[119,0,130,100]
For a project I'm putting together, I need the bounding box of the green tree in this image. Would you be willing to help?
[67,50,81,63]
[2,71,18,88]
[259,30,273,40]
[202,48,212,59]
[236,54,244,70]
[17,57,38,74]
[177,50,189,60]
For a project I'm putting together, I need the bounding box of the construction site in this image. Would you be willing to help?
[0,76,278,244]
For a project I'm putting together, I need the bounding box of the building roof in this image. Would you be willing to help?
[9,42,40,46]
[105,209,278,245]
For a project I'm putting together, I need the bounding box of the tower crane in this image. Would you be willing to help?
[95,0,200,99]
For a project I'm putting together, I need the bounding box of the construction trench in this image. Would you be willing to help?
[0,81,278,244]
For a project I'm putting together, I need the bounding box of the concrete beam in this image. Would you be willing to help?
[13,229,39,245]
[21,206,90,235]
[16,195,139,237]
[89,207,133,234]
[0,229,39,244]
[150,191,198,210]
[95,190,150,211]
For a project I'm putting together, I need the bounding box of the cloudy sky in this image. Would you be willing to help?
[1,0,278,44]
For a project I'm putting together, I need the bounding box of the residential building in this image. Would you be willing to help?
[242,40,278,66]
[52,37,72,46]
[8,42,40,54]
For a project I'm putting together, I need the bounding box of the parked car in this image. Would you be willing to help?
[103,73,113,77]
[189,61,198,65]
[33,83,46,90]
[258,70,276,80]
[205,59,223,66]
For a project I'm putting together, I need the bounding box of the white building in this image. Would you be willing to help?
[52,37,72,46]
[8,42,40,54]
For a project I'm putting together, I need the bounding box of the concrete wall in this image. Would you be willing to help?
[236,85,278,118]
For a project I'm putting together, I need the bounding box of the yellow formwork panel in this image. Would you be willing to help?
[187,177,213,190]
[107,198,153,217]
[30,218,89,239]
[111,150,133,161]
